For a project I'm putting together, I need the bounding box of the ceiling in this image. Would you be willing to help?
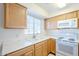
[20,3,79,19]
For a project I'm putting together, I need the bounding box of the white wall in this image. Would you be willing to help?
[0,3,27,55]
[20,3,48,19]
[0,4,45,55]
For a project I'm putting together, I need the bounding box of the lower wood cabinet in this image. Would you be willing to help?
[47,39,51,54]
[5,38,56,56]
[47,38,56,55]
[42,40,48,56]
[35,40,48,56]
[5,45,34,56]
[23,51,34,56]
[50,39,56,54]
[78,43,79,56]
[35,45,43,56]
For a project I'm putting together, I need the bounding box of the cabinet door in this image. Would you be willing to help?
[66,11,77,19]
[45,14,65,30]
[55,14,65,21]
[4,3,26,28]
[42,41,47,56]
[77,11,79,28]
[51,39,56,54]
[47,39,51,54]
[77,11,79,19]
[23,51,34,56]
[35,46,43,56]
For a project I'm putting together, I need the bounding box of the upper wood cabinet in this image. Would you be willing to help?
[77,11,79,28]
[45,11,79,29]
[77,11,79,19]
[66,11,77,19]
[55,14,65,21]
[4,3,27,28]
[45,14,66,30]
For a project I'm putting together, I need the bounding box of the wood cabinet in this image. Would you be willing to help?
[45,11,79,29]
[35,40,48,56]
[47,39,51,54]
[47,14,65,22]
[77,11,79,19]
[5,39,55,56]
[50,39,56,54]
[5,45,34,56]
[47,38,56,55]
[45,14,65,30]
[77,11,79,28]
[35,45,43,56]
[4,3,27,28]
[55,14,65,21]
[42,40,48,56]
[23,51,34,56]
[66,11,77,19]
[35,41,43,56]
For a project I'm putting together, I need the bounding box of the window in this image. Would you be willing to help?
[34,18,41,34]
[24,15,41,35]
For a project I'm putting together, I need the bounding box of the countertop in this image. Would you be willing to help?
[2,35,56,55]
[2,34,78,55]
